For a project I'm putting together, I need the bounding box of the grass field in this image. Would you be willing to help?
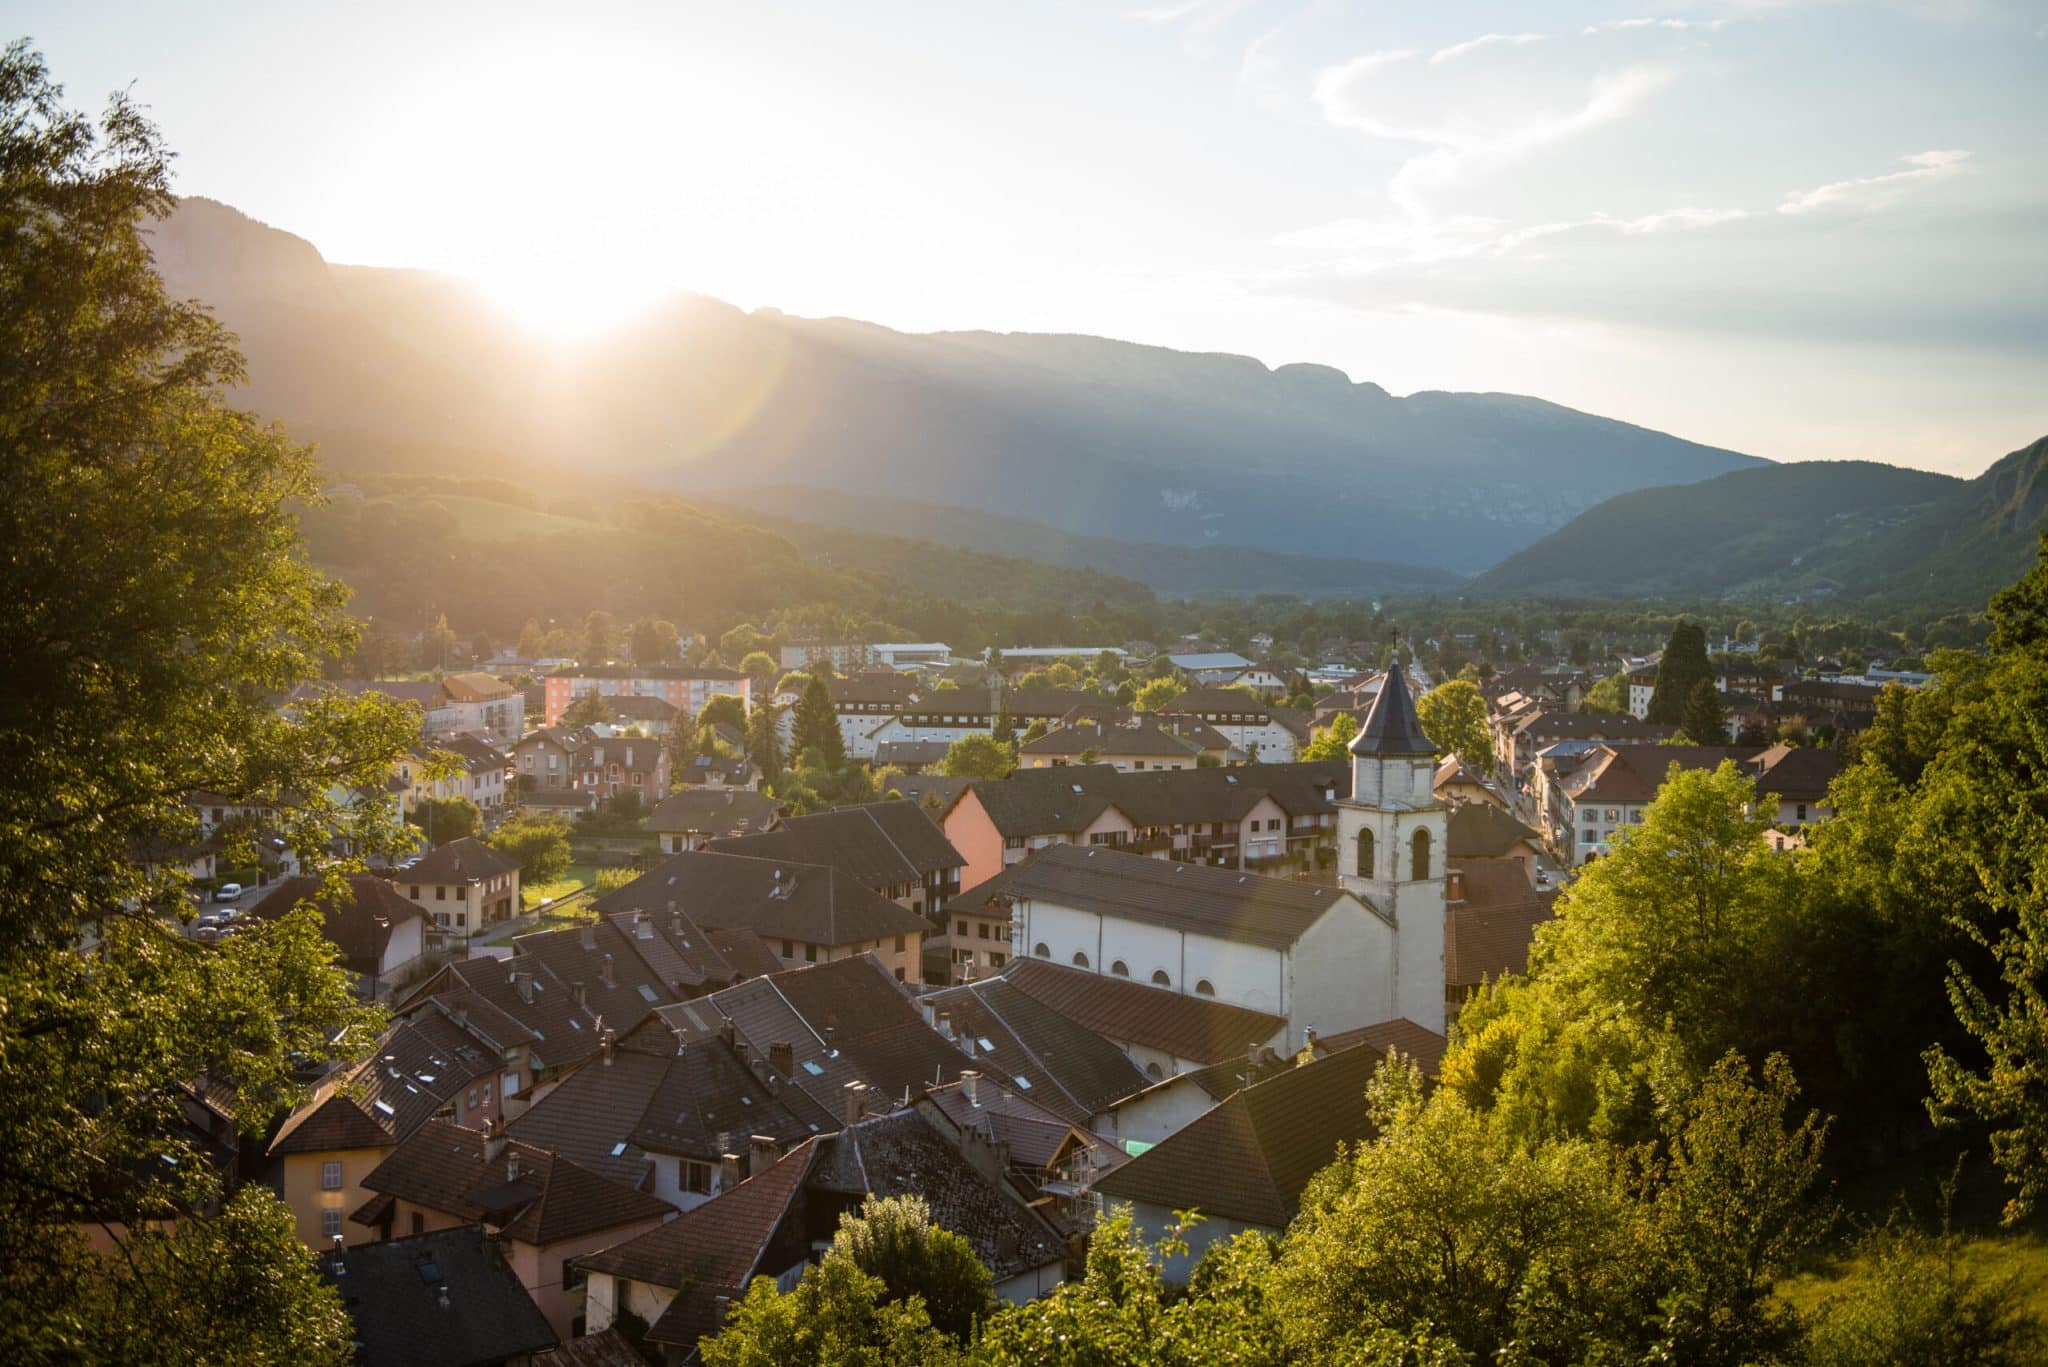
[520,862,598,912]
[370,491,598,541]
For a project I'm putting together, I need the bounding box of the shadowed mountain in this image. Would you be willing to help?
[150,197,1764,576]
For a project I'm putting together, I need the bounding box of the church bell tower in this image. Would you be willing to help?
[1335,656,1448,1033]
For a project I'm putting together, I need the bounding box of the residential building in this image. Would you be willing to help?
[398,732,509,813]
[997,956,1287,1081]
[869,642,953,670]
[777,639,872,672]
[319,1226,558,1367]
[670,752,758,791]
[242,875,426,1001]
[1433,754,1499,809]
[513,726,596,794]
[1017,716,1207,771]
[1166,651,1254,684]
[579,734,670,805]
[703,800,966,920]
[438,671,526,743]
[1444,803,1546,882]
[1558,745,1764,863]
[916,975,1151,1127]
[543,665,751,727]
[1749,743,1848,828]
[390,837,522,947]
[645,789,785,853]
[829,672,922,760]
[1156,687,1303,762]
[1444,862,1558,1008]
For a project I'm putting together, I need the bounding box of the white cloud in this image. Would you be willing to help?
[1429,32,1547,64]
[1778,148,1973,214]
[1583,16,1728,34]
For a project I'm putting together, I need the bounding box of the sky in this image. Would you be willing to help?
[12,0,2046,475]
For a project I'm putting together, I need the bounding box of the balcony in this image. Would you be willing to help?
[1130,832,1174,855]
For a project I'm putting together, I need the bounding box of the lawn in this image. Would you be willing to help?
[521,862,598,912]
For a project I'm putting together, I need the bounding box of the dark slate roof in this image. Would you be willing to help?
[830,672,921,706]
[242,874,423,977]
[996,843,1361,951]
[533,1328,645,1367]
[1444,803,1542,859]
[604,694,680,723]
[706,801,963,885]
[882,773,975,813]
[591,851,929,949]
[1003,958,1286,1066]
[1093,1042,1387,1228]
[961,766,1124,837]
[323,1226,556,1367]
[1349,662,1434,757]
[1019,721,1203,759]
[269,1014,498,1157]
[1748,743,1847,804]
[919,978,1150,1124]
[361,1118,672,1247]
[1158,687,1275,720]
[874,741,954,768]
[645,789,783,837]
[922,1079,1112,1174]
[391,836,520,886]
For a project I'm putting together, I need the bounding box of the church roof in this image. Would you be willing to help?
[1348,664,1436,757]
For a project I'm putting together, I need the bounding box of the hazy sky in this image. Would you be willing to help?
[14,1,2046,474]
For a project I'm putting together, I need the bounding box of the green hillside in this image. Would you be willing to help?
[711,486,1465,600]
[1469,442,2048,605]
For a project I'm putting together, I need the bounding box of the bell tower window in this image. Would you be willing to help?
[1411,828,1431,881]
[1355,829,1375,880]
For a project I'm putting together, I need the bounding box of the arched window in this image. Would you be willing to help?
[1355,828,1375,880]
[1194,979,1216,996]
[1145,1062,1164,1080]
[1411,827,1431,881]
[1072,951,1089,969]
[1151,969,1171,987]
[1110,959,1130,977]
[1033,942,1050,959]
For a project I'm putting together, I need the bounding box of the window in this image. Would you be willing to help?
[320,1161,343,1191]
[467,1087,478,1108]
[895,935,906,952]
[1151,969,1170,986]
[1110,960,1129,977]
[1796,803,1808,822]
[482,1081,493,1104]
[976,922,991,940]
[1072,951,1090,969]
[410,1212,424,1236]
[1034,942,1050,958]
[1411,827,1431,881]
[894,967,906,981]
[1195,979,1215,996]
[956,920,968,937]
[1355,829,1375,880]
[633,772,643,785]
[989,952,1005,969]
[682,1160,712,1195]
[435,886,446,901]
[804,942,818,963]
[408,886,420,900]
[1146,1062,1164,1080]
[455,913,466,928]
[320,1209,343,1241]
[782,939,795,958]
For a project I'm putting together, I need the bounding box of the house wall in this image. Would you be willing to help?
[516,1218,669,1341]
[942,792,1007,894]
[994,1260,1066,1304]
[1290,900,1398,1048]
[582,1271,681,1338]
[376,918,426,997]
[1014,896,1289,1016]
[1120,1198,1267,1283]
[1105,1079,1223,1148]
[281,1147,391,1249]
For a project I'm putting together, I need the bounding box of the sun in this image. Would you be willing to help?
[468,251,672,341]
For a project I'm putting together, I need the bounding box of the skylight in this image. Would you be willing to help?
[977,1037,997,1053]
[611,1142,628,1156]
[1014,1076,1031,1089]
[801,1060,825,1076]
[372,1100,395,1116]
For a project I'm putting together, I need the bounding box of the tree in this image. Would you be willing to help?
[1020,719,1048,743]
[941,734,1015,781]
[629,618,679,664]
[791,674,845,770]
[1415,679,1493,768]
[487,812,573,883]
[701,1255,963,1367]
[748,703,785,786]
[719,622,771,663]
[424,612,457,671]
[1134,677,1184,712]
[990,707,1016,748]
[468,629,493,663]
[407,795,482,846]
[0,46,407,1358]
[663,700,699,771]
[583,609,617,663]
[698,692,748,736]
[1681,677,1728,744]
[1582,671,1630,716]
[827,1195,996,1342]
[517,617,548,659]
[740,650,778,684]
[563,692,613,726]
[1301,713,1359,762]
[1646,621,1712,724]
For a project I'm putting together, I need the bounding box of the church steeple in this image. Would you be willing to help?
[1349,659,1435,757]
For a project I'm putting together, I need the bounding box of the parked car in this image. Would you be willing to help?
[194,925,220,944]
[215,882,243,902]
[215,906,240,924]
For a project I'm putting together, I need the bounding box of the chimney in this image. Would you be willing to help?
[719,1151,741,1190]
[1446,869,1466,904]
[749,1133,778,1174]
[513,971,534,1004]
[1304,1026,1319,1054]
[482,1116,507,1162]
[961,1033,975,1059]
[920,1000,937,1028]
[719,1017,736,1048]
[578,923,596,951]
[601,1028,615,1065]
[437,1284,450,1310]
[572,980,587,1008]
[1247,1041,1261,1069]
[936,1011,954,1041]
[844,1081,868,1126]
[961,1069,980,1107]
[600,953,615,987]
[505,1150,521,1182]
[768,1041,794,1077]
[734,1040,752,1071]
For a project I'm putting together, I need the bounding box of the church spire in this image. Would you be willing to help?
[1349,652,1435,757]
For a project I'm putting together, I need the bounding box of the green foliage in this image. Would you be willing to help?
[488,811,573,883]
[406,794,482,845]
[517,617,547,658]
[941,734,1016,781]
[1682,676,1729,744]
[563,691,613,726]
[1414,679,1492,767]
[828,1195,997,1342]
[698,693,748,734]
[1647,621,1712,724]
[1582,670,1631,715]
[1803,1210,2044,1366]
[0,46,409,1361]
[1133,677,1184,712]
[1301,713,1358,762]
[583,609,617,662]
[748,703,785,785]
[740,649,778,680]
[702,1255,965,1367]
[792,674,846,770]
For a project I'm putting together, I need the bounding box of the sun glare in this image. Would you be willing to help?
[469,254,672,341]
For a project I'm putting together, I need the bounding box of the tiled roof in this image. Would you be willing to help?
[1445,803,1541,859]
[919,978,1150,1124]
[604,694,679,723]
[963,765,1124,837]
[830,672,921,706]
[361,1118,672,1246]
[532,1328,645,1367]
[1159,687,1275,720]
[242,874,423,977]
[413,956,606,1073]
[673,754,757,788]
[645,789,783,837]
[1445,861,1558,993]
[1093,1042,1387,1228]
[1003,958,1286,1066]
[1313,1019,1447,1075]
[626,1037,834,1158]
[1748,743,1846,803]
[1020,721,1202,759]
[706,800,963,885]
[704,926,784,981]
[873,741,953,768]
[923,1079,1115,1174]
[1564,745,1761,805]
[996,844,1359,951]
[391,836,520,886]
[269,1013,498,1157]
[440,671,519,702]
[292,678,446,710]
[591,851,929,949]
[323,1226,556,1367]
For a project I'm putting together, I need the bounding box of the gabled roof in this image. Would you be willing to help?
[1349,659,1434,757]
[961,765,1124,837]
[591,851,929,949]
[920,978,1150,1124]
[391,836,519,887]
[646,788,783,837]
[1444,803,1542,859]
[1564,744,1761,805]
[361,1118,672,1247]
[830,672,921,706]
[242,874,423,977]
[1446,860,1558,993]
[706,800,964,885]
[439,671,519,703]
[1002,958,1287,1066]
[1747,743,1846,804]
[1019,721,1202,760]
[1093,1041,1387,1228]
[992,843,1364,952]
[323,1226,556,1367]
[922,1079,1118,1175]
[1313,1019,1448,1075]
[1159,687,1275,720]
[269,1013,498,1157]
